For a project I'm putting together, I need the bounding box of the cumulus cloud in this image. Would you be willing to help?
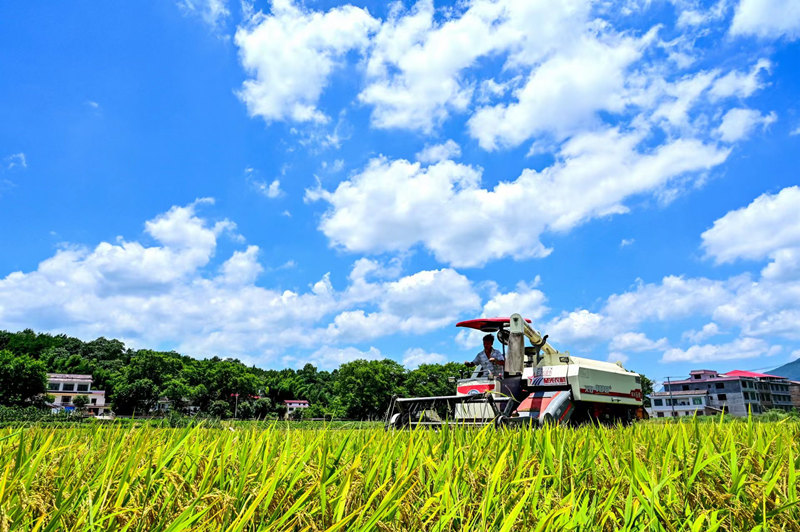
[235,0,378,123]
[360,0,588,132]
[610,332,668,352]
[415,140,461,164]
[730,0,800,40]
[662,337,780,362]
[701,186,800,263]
[683,322,721,343]
[0,201,482,364]
[402,347,447,369]
[468,32,647,150]
[308,130,728,267]
[716,108,776,142]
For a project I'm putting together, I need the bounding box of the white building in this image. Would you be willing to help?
[284,399,309,418]
[47,373,107,416]
[650,389,717,418]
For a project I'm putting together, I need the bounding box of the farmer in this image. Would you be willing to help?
[465,334,504,378]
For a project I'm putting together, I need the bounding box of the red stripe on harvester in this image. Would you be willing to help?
[559,402,572,422]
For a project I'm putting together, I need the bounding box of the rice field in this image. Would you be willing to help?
[0,419,798,531]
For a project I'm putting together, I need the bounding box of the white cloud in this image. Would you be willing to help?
[730,0,800,40]
[716,108,776,142]
[268,180,282,198]
[610,332,668,352]
[482,280,548,321]
[620,238,635,248]
[468,32,646,150]
[701,186,800,263]
[606,352,629,365]
[415,140,461,164]
[179,0,230,31]
[295,345,382,370]
[662,337,779,362]
[308,131,728,267]
[360,0,588,132]
[402,347,447,369]
[709,59,771,101]
[761,247,800,280]
[4,153,26,170]
[683,322,721,343]
[0,201,483,364]
[219,245,262,285]
[235,0,378,123]
[546,309,612,346]
[791,349,800,361]
[791,126,800,136]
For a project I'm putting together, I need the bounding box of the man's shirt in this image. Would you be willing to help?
[471,348,504,377]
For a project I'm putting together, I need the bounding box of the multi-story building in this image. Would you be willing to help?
[649,389,717,418]
[789,381,800,410]
[650,369,794,418]
[47,373,107,416]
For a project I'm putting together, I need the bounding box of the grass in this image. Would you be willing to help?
[0,417,798,531]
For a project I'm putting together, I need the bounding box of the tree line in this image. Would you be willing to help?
[0,329,469,419]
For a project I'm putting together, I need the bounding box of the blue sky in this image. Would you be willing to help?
[1,0,799,386]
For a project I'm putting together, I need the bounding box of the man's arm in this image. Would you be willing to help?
[489,349,504,365]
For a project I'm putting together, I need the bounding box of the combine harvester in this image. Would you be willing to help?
[385,313,647,429]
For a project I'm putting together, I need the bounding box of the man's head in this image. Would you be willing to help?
[483,334,494,352]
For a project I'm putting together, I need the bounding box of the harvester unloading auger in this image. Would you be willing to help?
[384,314,647,429]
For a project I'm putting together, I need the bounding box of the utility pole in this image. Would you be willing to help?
[666,377,676,417]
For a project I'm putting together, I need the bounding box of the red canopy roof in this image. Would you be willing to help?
[456,317,531,332]
[724,370,783,379]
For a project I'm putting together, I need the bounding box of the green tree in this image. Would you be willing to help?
[405,362,467,398]
[162,379,191,413]
[236,401,255,419]
[208,400,232,419]
[72,395,89,414]
[640,374,654,407]
[0,350,48,406]
[113,378,159,415]
[333,359,406,419]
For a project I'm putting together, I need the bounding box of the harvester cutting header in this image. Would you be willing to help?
[385,313,646,428]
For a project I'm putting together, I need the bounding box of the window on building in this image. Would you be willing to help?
[654,399,663,406]
[90,398,97,405]
[718,393,727,400]
[62,383,74,391]
[692,397,702,405]
[61,396,71,403]
[715,383,724,389]
[47,382,60,391]
[657,412,664,417]
[694,374,701,379]
[77,384,89,392]
[682,385,689,391]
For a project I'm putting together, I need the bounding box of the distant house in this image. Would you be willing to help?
[284,399,310,418]
[790,381,800,410]
[153,397,200,415]
[649,369,794,418]
[47,373,107,416]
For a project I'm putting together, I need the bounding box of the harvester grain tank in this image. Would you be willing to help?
[385,313,646,428]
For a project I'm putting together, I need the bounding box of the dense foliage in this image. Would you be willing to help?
[0,419,798,530]
[0,329,471,419]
